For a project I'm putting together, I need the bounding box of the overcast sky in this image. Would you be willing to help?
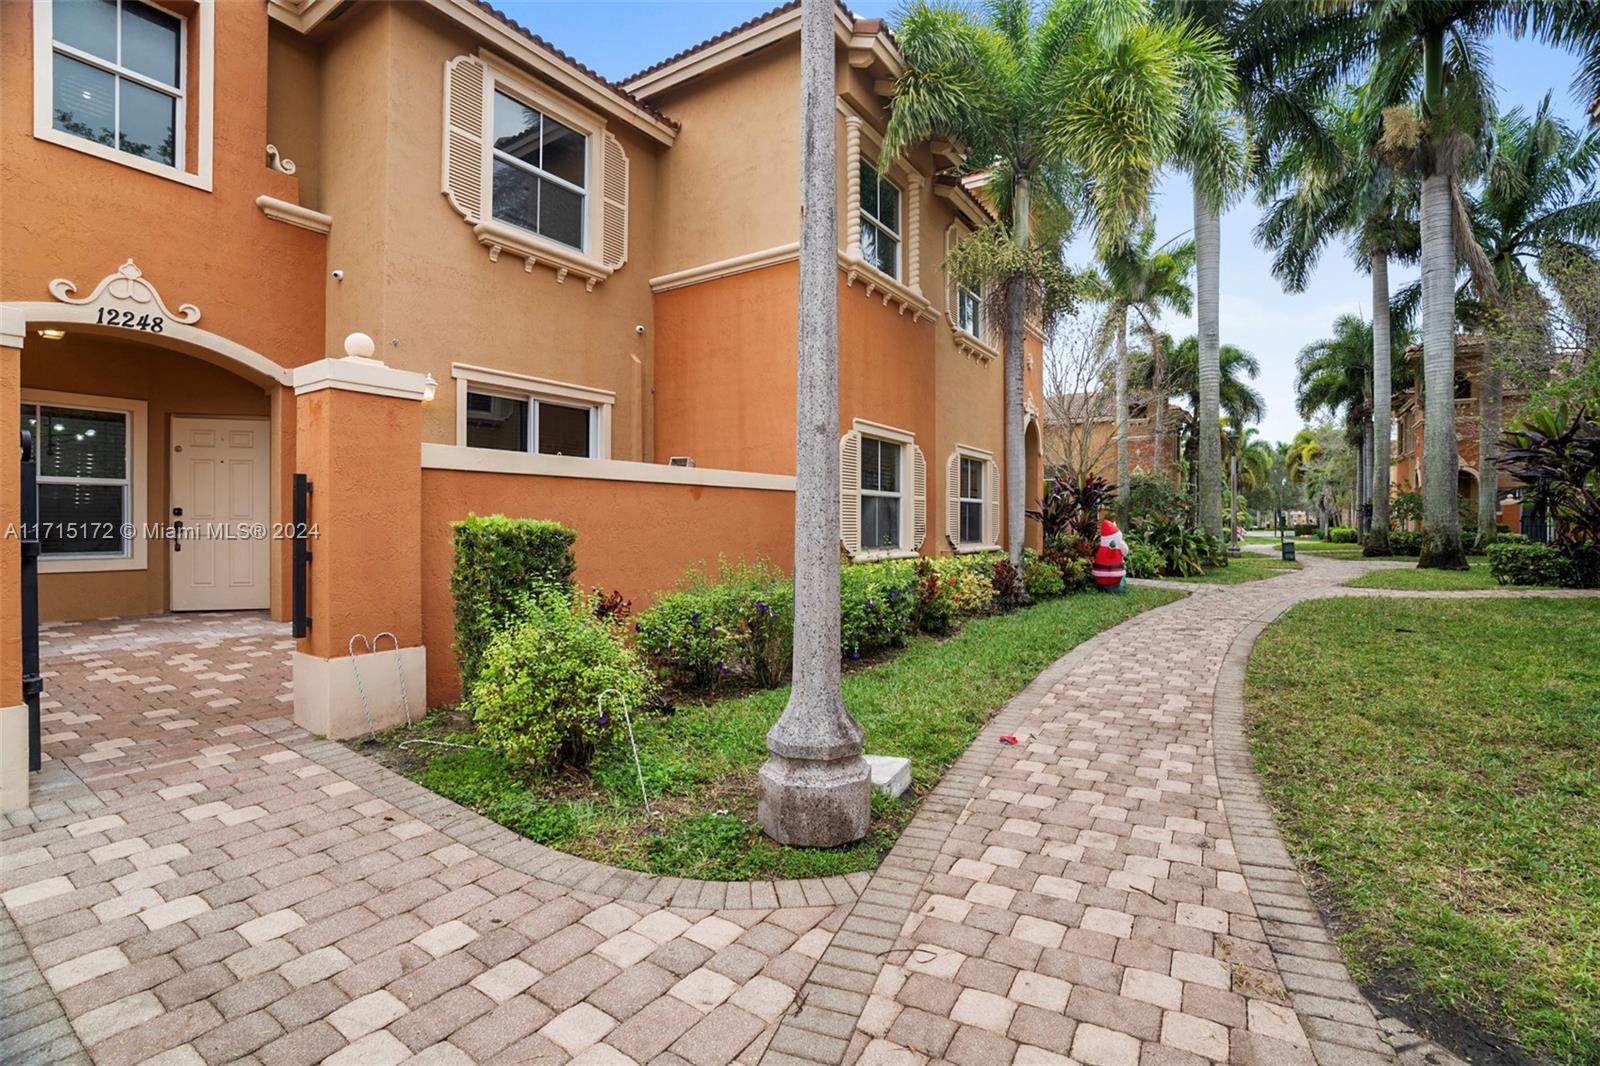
[496,1,1590,446]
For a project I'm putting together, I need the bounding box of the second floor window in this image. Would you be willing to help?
[492,90,587,251]
[51,0,184,168]
[859,161,901,280]
[956,284,982,337]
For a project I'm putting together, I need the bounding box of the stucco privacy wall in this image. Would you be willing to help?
[313,2,664,459]
[419,464,796,704]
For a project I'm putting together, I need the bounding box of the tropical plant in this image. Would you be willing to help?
[1496,403,1600,586]
[1244,1,1600,567]
[1028,469,1116,549]
[885,0,1239,569]
[1154,335,1267,484]
[1255,85,1418,555]
[1133,515,1222,577]
[1082,228,1195,499]
[1459,95,1600,548]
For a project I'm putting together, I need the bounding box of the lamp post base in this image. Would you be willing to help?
[758,753,871,847]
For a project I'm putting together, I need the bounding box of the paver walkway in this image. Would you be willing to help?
[3,560,1574,1065]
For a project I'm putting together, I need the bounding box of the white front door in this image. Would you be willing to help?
[169,417,270,611]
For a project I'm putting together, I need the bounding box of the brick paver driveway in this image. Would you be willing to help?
[5,561,1540,1064]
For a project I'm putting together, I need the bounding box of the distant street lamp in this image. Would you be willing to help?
[758,0,870,847]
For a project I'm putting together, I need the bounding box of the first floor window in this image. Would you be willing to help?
[859,160,901,280]
[956,284,982,337]
[860,436,902,550]
[52,0,184,167]
[959,457,985,543]
[465,390,595,457]
[491,89,587,251]
[21,401,131,556]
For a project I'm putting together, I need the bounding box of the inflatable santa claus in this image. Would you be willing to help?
[1092,519,1127,592]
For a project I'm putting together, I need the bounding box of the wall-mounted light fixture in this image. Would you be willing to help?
[422,373,438,404]
[36,329,65,341]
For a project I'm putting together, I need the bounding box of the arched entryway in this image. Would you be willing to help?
[5,292,292,623]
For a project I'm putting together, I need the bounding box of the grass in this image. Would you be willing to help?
[358,587,1182,881]
[1247,597,1600,1065]
[1154,554,1302,585]
[1343,563,1500,591]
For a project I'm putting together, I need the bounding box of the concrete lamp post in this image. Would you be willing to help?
[757,0,871,847]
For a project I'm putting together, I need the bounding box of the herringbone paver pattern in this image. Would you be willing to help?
[4,562,1550,1064]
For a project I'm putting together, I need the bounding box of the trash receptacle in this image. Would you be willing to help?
[1282,541,1296,561]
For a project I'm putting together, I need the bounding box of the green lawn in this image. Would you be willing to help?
[1155,555,1302,584]
[1343,562,1500,591]
[1247,598,1600,1065]
[358,587,1181,881]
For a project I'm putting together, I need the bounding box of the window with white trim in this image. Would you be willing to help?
[491,88,586,251]
[859,160,901,280]
[21,400,132,558]
[860,436,902,551]
[49,0,184,168]
[958,456,984,544]
[465,389,597,457]
[955,284,982,338]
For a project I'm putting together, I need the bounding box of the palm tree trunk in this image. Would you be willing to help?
[1150,335,1164,479]
[1115,307,1129,528]
[1367,248,1393,555]
[1360,423,1373,534]
[1418,28,1467,570]
[1004,177,1030,572]
[1194,184,1223,539]
[758,0,867,847]
[1476,366,1501,548]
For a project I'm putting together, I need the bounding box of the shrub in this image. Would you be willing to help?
[1497,402,1600,587]
[1487,542,1579,587]
[1125,473,1191,526]
[932,557,998,616]
[1134,516,1220,577]
[1388,531,1423,556]
[1125,542,1162,579]
[1292,523,1320,537]
[1029,471,1116,549]
[991,558,1025,609]
[911,558,953,633]
[1022,555,1065,598]
[452,516,577,684]
[1059,554,1090,591]
[634,561,792,689]
[467,589,653,770]
[840,560,918,659]
[1327,526,1358,544]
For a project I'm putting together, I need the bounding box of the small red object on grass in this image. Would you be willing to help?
[998,735,1018,745]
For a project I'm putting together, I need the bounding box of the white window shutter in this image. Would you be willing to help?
[601,131,629,269]
[912,445,928,551]
[442,56,488,222]
[986,459,1000,547]
[839,431,862,556]
[946,453,961,548]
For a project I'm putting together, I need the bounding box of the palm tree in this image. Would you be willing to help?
[1246,2,1600,567]
[884,0,1237,569]
[1159,335,1264,509]
[1159,0,1250,542]
[759,0,867,847]
[1255,87,1418,554]
[1462,95,1600,546]
[1082,229,1195,514]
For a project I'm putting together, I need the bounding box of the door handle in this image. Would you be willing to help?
[172,520,183,551]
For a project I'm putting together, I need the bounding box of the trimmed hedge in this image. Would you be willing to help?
[452,515,577,684]
[1487,542,1579,587]
[1388,531,1423,556]
[1327,526,1358,544]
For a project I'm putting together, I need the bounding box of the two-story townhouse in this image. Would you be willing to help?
[0,0,1045,808]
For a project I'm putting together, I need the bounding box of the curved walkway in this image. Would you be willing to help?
[2,560,1581,1065]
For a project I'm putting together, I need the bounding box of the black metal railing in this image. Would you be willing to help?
[20,430,41,773]
[292,474,313,638]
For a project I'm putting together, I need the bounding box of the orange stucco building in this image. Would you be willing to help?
[0,0,1042,808]
[1389,335,1528,535]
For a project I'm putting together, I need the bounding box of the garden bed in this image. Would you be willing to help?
[353,587,1181,881]
[1246,597,1600,1065]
